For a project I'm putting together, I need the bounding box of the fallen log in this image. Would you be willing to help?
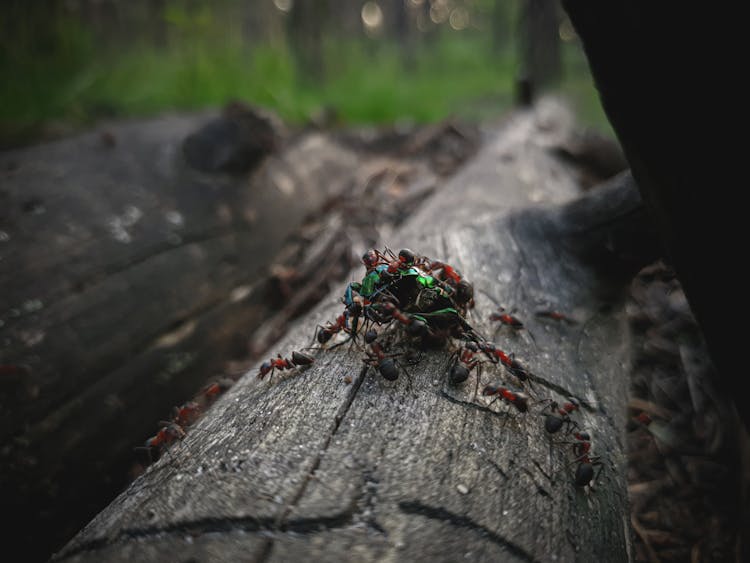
[54,101,642,563]
[1,106,481,562]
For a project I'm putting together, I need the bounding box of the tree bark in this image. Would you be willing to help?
[53,101,636,563]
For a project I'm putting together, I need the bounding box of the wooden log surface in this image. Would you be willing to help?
[54,101,634,563]
[0,110,367,560]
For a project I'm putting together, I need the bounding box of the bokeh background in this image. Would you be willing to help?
[1,0,608,149]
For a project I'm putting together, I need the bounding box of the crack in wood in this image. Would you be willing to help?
[51,510,359,562]
[519,466,552,501]
[397,500,542,563]
[359,469,387,536]
[255,364,371,562]
[483,456,509,481]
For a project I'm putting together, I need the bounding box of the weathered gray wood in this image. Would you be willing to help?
[0,111,362,560]
[54,101,633,563]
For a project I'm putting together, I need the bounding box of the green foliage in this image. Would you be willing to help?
[0,3,610,146]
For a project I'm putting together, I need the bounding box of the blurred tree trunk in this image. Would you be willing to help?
[288,0,328,83]
[491,0,512,53]
[390,0,416,70]
[517,0,562,103]
[149,0,167,48]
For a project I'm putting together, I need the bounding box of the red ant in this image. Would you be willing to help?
[138,422,186,462]
[317,300,366,349]
[454,279,475,309]
[364,341,400,381]
[535,310,577,325]
[481,384,530,413]
[475,341,532,383]
[172,401,202,427]
[361,248,399,271]
[428,260,463,285]
[377,301,429,338]
[145,422,186,449]
[489,308,524,329]
[137,421,187,464]
[202,377,235,401]
[385,248,419,274]
[257,350,315,380]
[426,259,475,309]
[448,341,480,384]
[317,312,350,344]
[541,399,580,434]
[566,430,603,488]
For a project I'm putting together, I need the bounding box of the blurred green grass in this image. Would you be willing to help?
[0,14,609,148]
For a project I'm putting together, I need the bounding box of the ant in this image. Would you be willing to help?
[481,383,530,413]
[489,308,524,329]
[363,341,400,381]
[448,341,480,385]
[564,430,604,488]
[372,301,430,339]
[454,278,475,309]
[489,306,536,345]
[139,422,187,463]
[475,341,533,383]
[202,377,235,402]
[428,260,463,286]
[426,259,474,308]
[540,399,580,434]
[145,422,186,449]
[535,310,577,325]
[361,248,401,271]
[385,248,419,274]
[257,350,315,380]
[172,401,202,427]
[317,311,351,345]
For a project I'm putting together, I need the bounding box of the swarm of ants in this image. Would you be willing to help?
[138,247,600,490]
[256,247,599,489]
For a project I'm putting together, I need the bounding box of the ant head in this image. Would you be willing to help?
[449,363,470,384]
[576,431,591,441]
[407,318,428,337]
[465,341,478,352]
[398,248,416,264]
[566,398,580,410]
[362,249,379,268]
[456,279,474,304]
[317,327,333,344]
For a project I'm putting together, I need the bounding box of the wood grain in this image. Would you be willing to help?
[54,101,634,563]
